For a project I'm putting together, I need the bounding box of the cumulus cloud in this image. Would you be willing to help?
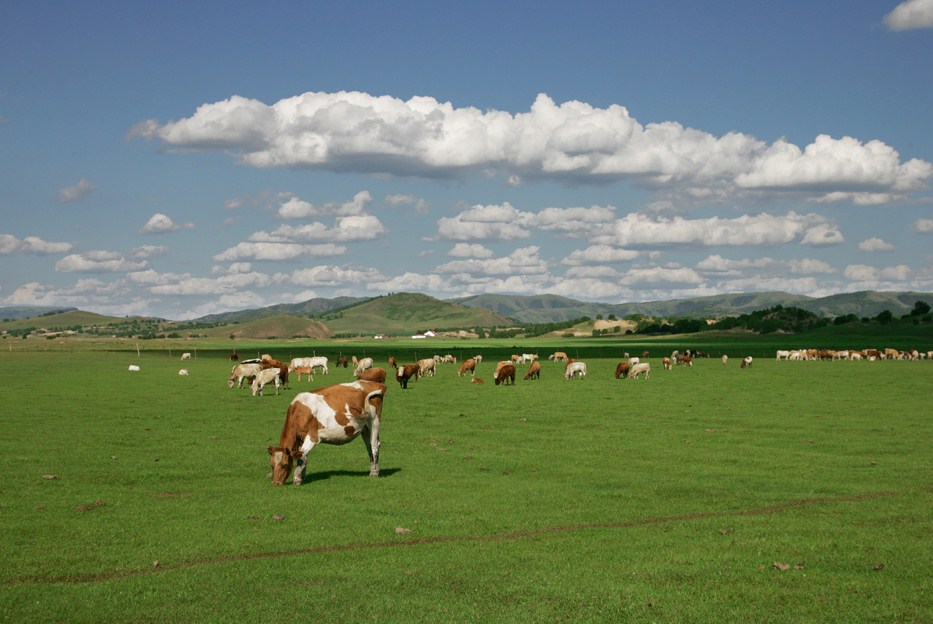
[885,0,933,30]
[258,214,387,243]
[277,190,372,219]
[133,91,932,204]
[289,265,385,287]
[448,243,494,258]
[914,217,933,232]
[213,241,347,261]
[131,245,168,259]
[591,211,831,247]
[58,178,95,203]
[149,272,272,295]
[55,250,148,273]
[436,203,533,241]
[0,234,73,255]
[386,193,429,214]
[139,213,194,234]
[844,264,911,283]
[435,246,548,276]
[561,245,640,266]
[800,224,844,246]
[858,237,895,252]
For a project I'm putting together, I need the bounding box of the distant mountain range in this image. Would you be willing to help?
[2,291,931,339]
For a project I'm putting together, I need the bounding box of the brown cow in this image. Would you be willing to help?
[458,358,476,377]
[494,364,516,385]
[388,355,397,369]
[614,361,631,379]
[292,366,314,383]
[396,364,420,389]
[357,367,387,383]
[336,356,349,368]
[523,361,541,380]
[267,380,386,485]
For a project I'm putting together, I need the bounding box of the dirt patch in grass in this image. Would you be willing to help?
[6,490,895,586]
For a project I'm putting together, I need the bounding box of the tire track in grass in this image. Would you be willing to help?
[6,491,895,585]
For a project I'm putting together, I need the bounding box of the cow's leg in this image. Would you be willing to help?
[362,421,381,477]
[293,437,316,485]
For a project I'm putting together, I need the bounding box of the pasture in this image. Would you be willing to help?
[1,347,930,622]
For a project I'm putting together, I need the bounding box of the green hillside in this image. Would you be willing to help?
[321,292,513,335]
[196,314,331,340]
[0,309,145,331]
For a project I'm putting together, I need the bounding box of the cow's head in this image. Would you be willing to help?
[267,446,299,485]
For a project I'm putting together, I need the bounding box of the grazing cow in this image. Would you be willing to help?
[548,351,569,363]
[473,355,483,364]
[290,356,328,375]
[353,357,374,377]
[524,361,541,380]
[357,367,386,383]
[292,366,314,383]
[128,365,140,372]
[267,380,386,486]
[740,356,753,368]
[642,351,650,358]
[396,364,420,389]
[662,357,672,370]
[417,358,436,377]
[495,361,512,377]
[565,361,587,380]
[883,348,900,360]
[627,362,651,380]
[260,361,289,389]
[229,363,263,388]
[494,364,516,386]
[230,352,239,361]
[336,356,349,368]
[677,355,693,366]
[252,368,281,396]
[628,357,640,366]
[178,368,189,376]
[614,361,631,379]
[722,355,729,365]
[388,355,397,369]
[180,352,191,361]
[776,350,790,360]
[458,358,476,377]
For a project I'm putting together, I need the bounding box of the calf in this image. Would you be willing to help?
[662,357,672,370]
[565,361,587,380]
[268,380,385,486]
[293,366,314,383]
[614,361,631,379]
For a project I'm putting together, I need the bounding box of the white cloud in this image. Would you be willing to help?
[289,265,385,287]
[437,203,533,241]
[787,258,835,274]
[58,178,95,203]
[435,246,548,276]
[150,272,272,295]
[213,241,347,261]
[0,234,73,255]
[858,237,895,252]
[140,213,193,234]
[55,251,148,273]
[386,194,429,214]
[800,224,844,246]
[277,190,373,219]
[561,244,640,266]
[619,265,705,286]
[448,243,494,258]
[135,91,933,204]
[131,245,168,259]
[592,212,828,247]
[844,264,911,282]
[885,0,933,30]
[260,214,387,243]
[914,218,933,232]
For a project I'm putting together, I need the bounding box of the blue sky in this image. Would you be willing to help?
[2,0,932,320]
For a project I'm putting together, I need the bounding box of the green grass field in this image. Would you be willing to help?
[1,346,930,622]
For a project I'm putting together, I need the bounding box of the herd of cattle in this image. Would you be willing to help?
[204,345,929,486]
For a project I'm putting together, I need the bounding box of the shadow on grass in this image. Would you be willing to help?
[302,467,401,483]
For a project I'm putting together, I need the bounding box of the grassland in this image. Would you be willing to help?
[1,344,930,622]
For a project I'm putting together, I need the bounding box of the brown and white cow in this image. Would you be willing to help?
[267,380,386,486]
[614,361,631,379]
[396,364,420,389]
[494,364,516,385]
[357,367,387,383]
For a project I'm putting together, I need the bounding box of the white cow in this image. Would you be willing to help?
[564,361,587,380]
[741,356,753,368]
[251,368,281,396]
[721,355,728,365]
[180,352,191,361]
[417,358,436,377]
[128,365,140,372]
[353,357,374,377]
[627,362,651,380]
[229,362,263,388]
[775,350,790,360]
[290,356,328,375]
[178,368,189,376]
